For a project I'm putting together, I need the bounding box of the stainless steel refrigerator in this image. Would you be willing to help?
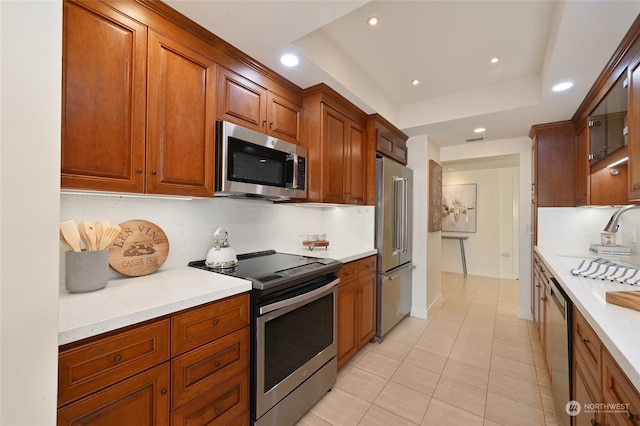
[375,157,414,341]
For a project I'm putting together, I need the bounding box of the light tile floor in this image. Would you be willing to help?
[297,272,561,426]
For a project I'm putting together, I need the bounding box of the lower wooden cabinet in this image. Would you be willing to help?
[57,293,250,425]
[572,307,640,426]
[337,255,376,368]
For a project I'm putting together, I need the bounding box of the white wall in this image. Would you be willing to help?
[1,1,62,424]
[442,166,519,279]
[441,136,532,319]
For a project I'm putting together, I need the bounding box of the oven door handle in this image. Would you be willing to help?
[259,278,339,315]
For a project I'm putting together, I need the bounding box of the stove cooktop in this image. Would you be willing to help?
[189,250,342,292]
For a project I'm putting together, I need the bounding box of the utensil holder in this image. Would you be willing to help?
[65,249,109,293]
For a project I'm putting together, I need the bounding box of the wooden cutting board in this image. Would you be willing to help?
[108,220,169,277]
[606,290,640,312]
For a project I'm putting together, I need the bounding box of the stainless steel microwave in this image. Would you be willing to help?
[215,121,307,201]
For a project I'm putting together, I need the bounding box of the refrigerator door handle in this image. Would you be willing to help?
[401,177,409,253]
[382,264,416,281]
[393,177,403,254]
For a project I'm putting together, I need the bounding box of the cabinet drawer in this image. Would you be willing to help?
[57,363,170,426]
[171,327,250,409]
[172,293,250,356]
[573,307,602,389]
[58,319,170,406]
[338,262,358,282]
[602,350,640,425]
[171,369,249,426]
[359,256,376,274]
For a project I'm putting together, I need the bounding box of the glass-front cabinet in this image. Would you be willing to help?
[589,72,629,166]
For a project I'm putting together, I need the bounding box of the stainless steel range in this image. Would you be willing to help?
[189,250,342,426]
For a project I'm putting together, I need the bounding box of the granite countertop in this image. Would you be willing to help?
[535,246,640,392]
[58,246,376,346]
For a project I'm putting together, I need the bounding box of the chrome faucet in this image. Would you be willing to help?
[603,205,640,232]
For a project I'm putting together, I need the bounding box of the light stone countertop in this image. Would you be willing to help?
[536,246,640,392]
[58,246,376,346]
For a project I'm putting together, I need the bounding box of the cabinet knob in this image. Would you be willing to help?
[215,408,220,415]
[161,388,167,395]
[536,284,541,288]
[624,410,639,421]
[580,337,590,343]
[590,419,600,426]
[541,296,547,301]
[213,319,219,325]
[114,354,122,363]
[136,168,143,173]
[151,170,157,175]
[215,361,221,367]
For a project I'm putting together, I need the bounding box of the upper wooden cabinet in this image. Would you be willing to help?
[367,114,409,165]
[302,84,373,205]
[146,30,216,197]
[62,0,216,197]
[530,121,575,208]
[61,0,147,193]
[629,55,640,200]
[217,65,302,144]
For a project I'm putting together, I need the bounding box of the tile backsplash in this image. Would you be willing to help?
[59,193,374,283]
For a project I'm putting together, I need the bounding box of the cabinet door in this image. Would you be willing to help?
[629,59,640,200]
[575,120,590,206]
[217,66,267,132]
[322,105,349,203]
[573,350,603,426]
[61,0,146,193]
[337,278,358,368]
[57,364,170,426]
[357,272,376,348]
[267,91,301,144]
[347,121,367,205]
[146,30,216,197]
[602,350,640,426]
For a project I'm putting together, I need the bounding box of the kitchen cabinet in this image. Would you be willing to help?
[530,121,576,208]
[368,114,409,165]
[302,84,372,205]
[62,0,216,197]
[61,0,147,194]
[217,65,302,145]
[532,252,550,376]
[575,119,590,206]
[57,293,250,425]
[337,256,376,368]
[572,307,640,426]
[629,55,640,201]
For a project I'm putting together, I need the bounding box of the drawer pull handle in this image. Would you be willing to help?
[215,408,220,415]
[215,361,221,367]
[625,410,639,421]
[213,319,219,325]
[161,388,167,396]
[581,337,590,344]
[114,355,122,363]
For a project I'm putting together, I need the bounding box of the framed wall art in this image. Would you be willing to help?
[429,160,442,232]
[442,183,477,232]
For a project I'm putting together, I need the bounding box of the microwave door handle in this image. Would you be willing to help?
[286,154,295,190]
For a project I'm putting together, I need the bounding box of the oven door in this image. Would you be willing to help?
[255,277,338,419]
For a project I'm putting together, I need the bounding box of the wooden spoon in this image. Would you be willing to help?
[98,224,121,250]
[79,221,97,251]
[60,220,81,252]
[59,229,74,251]
[95,219,110,249]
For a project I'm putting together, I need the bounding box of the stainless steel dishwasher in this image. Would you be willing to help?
[548,277,572,426]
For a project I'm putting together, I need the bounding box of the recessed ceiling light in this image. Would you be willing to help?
[490,57,501,64]
[411,79,420,86]
[367,16,379,26]
[474,127,486,133]
[552,81,573,92]
[280,54,299,67]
